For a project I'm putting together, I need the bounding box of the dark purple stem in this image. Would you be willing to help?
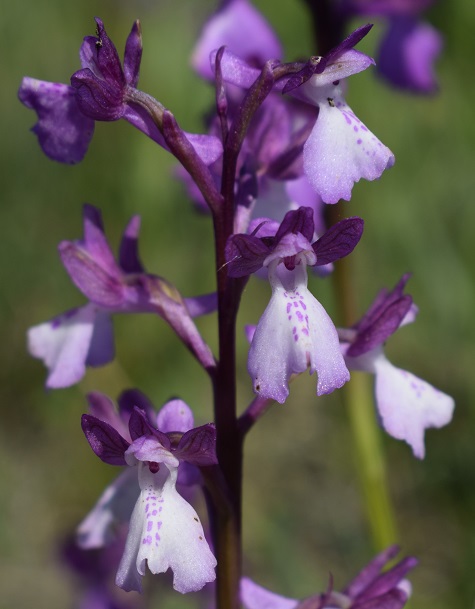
[301,0,346,54]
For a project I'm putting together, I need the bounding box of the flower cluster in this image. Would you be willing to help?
[19,2,453,609]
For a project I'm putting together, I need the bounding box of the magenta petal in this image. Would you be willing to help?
[18,77,94,164]
[192,0,282,80]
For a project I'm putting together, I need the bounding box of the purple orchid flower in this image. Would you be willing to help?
[18,18,222,165]
[192,0,282,79]
[28,205,216,388]
[81,393,217,594]
[342,274,455,458]
[342,0,442,93]
[213,25,395,203]
[226,207,364,402]
[241,545,416,609]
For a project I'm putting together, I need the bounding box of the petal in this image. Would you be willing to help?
[248,263,349,402]
[125,436,178,469]
[303,87,394,203]
[373,356,455,458]
[77,468,138,549]
[156,399,195,434]
[192,0,282,80]
[18,77,94,164]
[27,304,98,388]
[116,465,216,593]
[240,577,298,609]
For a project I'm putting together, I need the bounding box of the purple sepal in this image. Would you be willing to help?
[118,216,144,274]
[347,274,412,357]
[123,21,143,88]
[313,217,364,266]
[59,240,125,307]
[226,234,270,277]
[128,407,170,448]
[18,77,95,164]
[175,424,218,466]
[71,69,125,121]
[378,17,442,93]
[274,206,314,244]
[81,414,130,466]
[323,24,374,71]
[283,24,373,94]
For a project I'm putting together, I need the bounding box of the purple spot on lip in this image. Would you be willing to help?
[299,301,306,310]
[156,522,162,530]
[357,139,362,145]
[353,125,358,132]
[286,303,292,314]
[296,311,304,322]
[147,521,153,532]
[294,334,299,342]
[343,113,352,125]
[302,328,309,336]
[152,510,157,516]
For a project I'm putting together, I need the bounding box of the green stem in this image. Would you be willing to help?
[344,371,398,549]
[328,205,398,550]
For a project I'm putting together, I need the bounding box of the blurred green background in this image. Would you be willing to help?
[1,0,475,607]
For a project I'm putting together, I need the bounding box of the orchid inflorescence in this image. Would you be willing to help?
[19,1,451,608]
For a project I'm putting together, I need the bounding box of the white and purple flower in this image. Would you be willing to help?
[226,207,364,402]
[342,274,455,458]
[80,392,217,593]
[28,205,217,388]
